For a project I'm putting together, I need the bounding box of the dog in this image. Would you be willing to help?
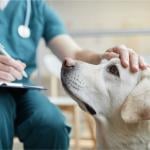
[61,57,150,150]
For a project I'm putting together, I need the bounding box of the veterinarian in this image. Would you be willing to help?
[0,0,147,149]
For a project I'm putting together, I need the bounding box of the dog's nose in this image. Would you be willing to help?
[63,58,76,68]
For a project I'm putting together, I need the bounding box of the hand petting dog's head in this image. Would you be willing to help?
[61,58,150,124]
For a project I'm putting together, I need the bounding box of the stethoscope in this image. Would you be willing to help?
[18,0,31,38]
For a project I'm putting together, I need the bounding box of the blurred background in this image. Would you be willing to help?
[14,0,150,149]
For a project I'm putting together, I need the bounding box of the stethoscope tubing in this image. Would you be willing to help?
[25,0,31,27]
[18,0,31,38]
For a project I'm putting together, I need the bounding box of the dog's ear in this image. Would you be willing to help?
[121,69,150,123]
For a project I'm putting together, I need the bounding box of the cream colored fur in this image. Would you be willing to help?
[61,58,150,150]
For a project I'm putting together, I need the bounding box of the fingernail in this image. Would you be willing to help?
[139,63,147,70]
[142,66,147,70]
[132,66,139,72]
[123,61,129,67]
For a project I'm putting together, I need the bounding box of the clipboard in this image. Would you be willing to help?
[0,82,47,90]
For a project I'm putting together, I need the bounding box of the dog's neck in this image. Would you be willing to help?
[95,112,150,150]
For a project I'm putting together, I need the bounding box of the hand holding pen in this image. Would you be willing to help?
[0,43,28,82]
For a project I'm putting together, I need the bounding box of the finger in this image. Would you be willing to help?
[139,56,147,70]
[106,45,127,53]
[6,66,23,80]
[129,51,139,72]
[10,67,23,80]
[0,79,11,83]
[147,64,150,67]
[0,71,15,82]
[0,56,25,73]
[0,55,16,65]
[16,60,26,69]
[119,48,129,68]
[11,60,25,73]
[0,63,23,80]
[143,63,150,68]
[110,45,129,67]
[102,52,119,60]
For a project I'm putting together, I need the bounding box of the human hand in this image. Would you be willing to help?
[0,55,26,82]
[101,45,147,72]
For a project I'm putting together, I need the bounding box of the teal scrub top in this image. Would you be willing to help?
[0,0,66,82]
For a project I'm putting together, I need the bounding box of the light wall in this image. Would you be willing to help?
[46,0,150,54]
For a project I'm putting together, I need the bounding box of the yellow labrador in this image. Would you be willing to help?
[61,58,150,150]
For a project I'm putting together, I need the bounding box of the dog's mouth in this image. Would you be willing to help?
[62,81,96,115]
[82,101,96,115]
[72,93,96,115]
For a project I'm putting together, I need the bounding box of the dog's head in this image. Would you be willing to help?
[61,58,150,124]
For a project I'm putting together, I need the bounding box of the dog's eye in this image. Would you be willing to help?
[107,65,120,77]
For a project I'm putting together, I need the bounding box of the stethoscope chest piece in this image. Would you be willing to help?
[18,25,31,38]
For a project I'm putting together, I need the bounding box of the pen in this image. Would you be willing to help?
[0,43,28,78]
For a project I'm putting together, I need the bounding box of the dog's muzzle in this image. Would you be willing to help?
[61,58,96,115]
